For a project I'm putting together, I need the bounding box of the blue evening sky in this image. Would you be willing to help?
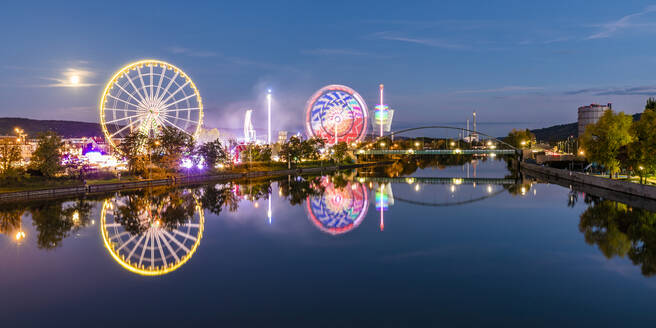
[2,0,656,135]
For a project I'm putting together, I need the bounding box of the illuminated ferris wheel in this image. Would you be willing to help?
[305,85,368,144]
[99,59,203,151]
[100,194,204,276]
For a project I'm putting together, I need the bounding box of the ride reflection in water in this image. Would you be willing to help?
[101,188,204,276]
[3,159,656,278]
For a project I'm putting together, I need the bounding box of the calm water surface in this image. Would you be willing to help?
[1,158,655,327]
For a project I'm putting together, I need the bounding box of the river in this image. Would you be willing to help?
[1,158,655,327]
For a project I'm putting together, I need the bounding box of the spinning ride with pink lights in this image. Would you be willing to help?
[305,84,369,144]
[307,177,369,235]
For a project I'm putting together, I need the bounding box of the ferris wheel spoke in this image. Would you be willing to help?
[109,118,142,138]
[104,108,142,113]
[127,233,147,261]
[171,229,198,242]
[105,114,144,125]
[160,93,197,110]
[162,107,201,113]
[110,231,130,240]
[138,230,151,268]
[136,66,150,102]
[113,82,148,109]
[106,93,143,109]
[115,233,139,252]
[125,72,149,107]
[162,114,199,125]
[157,71,180,104]
[149,65,154,101]
[159,116,189,134]
[153,66,167,100]
[154,232,167,268]
[159,80,191,106]
[161,230,191,253]
[150,231,155,268]
[160,234,180,263]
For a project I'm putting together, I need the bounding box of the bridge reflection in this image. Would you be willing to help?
[358,149,517,155]
[359,176,517,186]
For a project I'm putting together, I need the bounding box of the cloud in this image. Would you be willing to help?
[453,86,544,94]
[371,31,466,49]
[564,86,656,96]
[302,48,376,56]
[37,68,97,88]
[169,46,217,57]
[587,5,656,39]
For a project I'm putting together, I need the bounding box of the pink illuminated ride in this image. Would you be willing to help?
[305,85,368,144]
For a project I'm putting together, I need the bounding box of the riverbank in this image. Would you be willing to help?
[521,162,656,202]
[0,161,391,203]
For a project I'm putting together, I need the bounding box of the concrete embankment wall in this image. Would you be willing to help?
[0,162,384,203]
[521,162,656,201]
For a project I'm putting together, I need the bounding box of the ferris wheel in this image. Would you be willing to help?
[305,84,369,144]
[99,59,203,151]
[100,194,204,276]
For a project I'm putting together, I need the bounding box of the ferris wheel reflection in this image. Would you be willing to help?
[306,176,369,235]
[100,189,204,276]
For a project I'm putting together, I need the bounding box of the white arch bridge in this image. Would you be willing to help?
[357,125,521,156]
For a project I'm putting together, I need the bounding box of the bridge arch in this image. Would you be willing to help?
[372,125,518,152]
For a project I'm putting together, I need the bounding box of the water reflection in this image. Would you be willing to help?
[578,196,656,276]
[101,188,204,276]
[306,176,369,235]
[3,162,656,279]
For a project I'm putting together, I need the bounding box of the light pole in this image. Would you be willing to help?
[267,89,272,144]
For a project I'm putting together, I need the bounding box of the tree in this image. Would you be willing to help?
[241,144,272,162]
[0,137,22,177]
[30,131,63,178]
[30,201,73,249]
[196,139,227,169]
[579,199,656,276]
[331,141,348,162]
[154,126,195,171]
[117,131,148,175]
[279,136,304,167]
[580,109,634,178]
[646,97,656,111]
[302,137,325,160]
[505,129,535,149]
[627,101,656,183]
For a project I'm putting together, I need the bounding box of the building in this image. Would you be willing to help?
[0,136,36,162]
[277,131,288,144]
[578,103,611,137]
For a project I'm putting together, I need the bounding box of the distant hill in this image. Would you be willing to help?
[0,117,103,138]
[531,113,642,142]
